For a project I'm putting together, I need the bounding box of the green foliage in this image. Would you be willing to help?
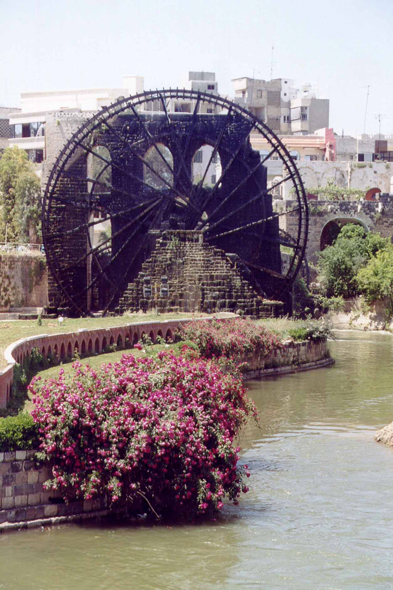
[0,147,41,243]
[357,246,393,308]
[316,225,390,298]
[0,413,39,451]
[307,180,366,202]
[287,318,332,342]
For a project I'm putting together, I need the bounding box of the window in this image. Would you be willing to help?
[301,106,308,122]
[26,149,44,163]
[207,108,213,114]
[290,150,300,161]
[144,144,173,189]
[304,155,318,162]
[257,89,262,98]
[192,145,222,187]
[207,84,215,90]
[194,150,203,164]
[283,115,290,123]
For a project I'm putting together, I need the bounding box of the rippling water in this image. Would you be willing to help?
[1,330,393,589]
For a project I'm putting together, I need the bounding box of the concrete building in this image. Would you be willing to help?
[143,72,220,115]
[0,107,21,151]
[232,78,329,135]
[335,133,393,163]
[8,77,144,171]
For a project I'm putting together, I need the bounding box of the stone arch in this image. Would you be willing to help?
[192,144,222,188]
[125,333,131,349]
[165,329,173,342]
[109,335,115,346]
[320,217,368,250]
[88,339,93,354]
[47,345,52,357]
[117,334,123,349]
[54,344,59,360]
[60,343,66,360]
[81,340,86,356]
[67,341,72,358]
[144,144,174,190]
[365,187,381,201]
[95,338,100,353]
[102,337,107,352]
[133,332,139,345]
[42,346,46,357]
[149,330,155,343]
[157,329,163,339]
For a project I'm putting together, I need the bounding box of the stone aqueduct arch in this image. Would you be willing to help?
[279,196,393,269]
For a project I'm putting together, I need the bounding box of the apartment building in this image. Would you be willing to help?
[232,77,329,135]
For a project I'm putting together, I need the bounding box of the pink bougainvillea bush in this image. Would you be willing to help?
[30,352,255,518]
[179,318,283,360]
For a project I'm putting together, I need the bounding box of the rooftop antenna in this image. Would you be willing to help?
[363,85,370,134]
[375,113,386,140]
[270,44,275,79]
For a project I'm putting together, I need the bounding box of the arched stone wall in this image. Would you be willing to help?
[0,319,218,408]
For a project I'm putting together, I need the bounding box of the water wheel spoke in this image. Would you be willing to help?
[206,205,301,242]
[70,136,190,211]
[197,122,256,229]
[60,197,162,273]
[101,207,164,315]
[192,106,233,202]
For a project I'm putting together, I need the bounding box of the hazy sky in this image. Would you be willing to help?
[1,0,392,137]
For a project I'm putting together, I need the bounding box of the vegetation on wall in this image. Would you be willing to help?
[307,181,366,201]
[0,147,42,243]
[315,224,393,306]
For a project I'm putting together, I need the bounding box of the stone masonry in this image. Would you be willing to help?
[118,231,283,318]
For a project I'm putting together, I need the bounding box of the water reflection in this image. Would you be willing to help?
[2,331,393,589]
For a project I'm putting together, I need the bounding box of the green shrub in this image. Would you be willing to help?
[0,413,39,451]
[287,319,332,342]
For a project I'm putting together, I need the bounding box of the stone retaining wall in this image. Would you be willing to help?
[0,450,110,531]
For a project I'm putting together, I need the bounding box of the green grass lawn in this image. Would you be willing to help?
[0,312,203,370]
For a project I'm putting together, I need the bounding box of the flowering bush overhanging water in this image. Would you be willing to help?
[30,351,256,518]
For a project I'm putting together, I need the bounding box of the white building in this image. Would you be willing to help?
[232,77,329,135]
[8,77,144,169]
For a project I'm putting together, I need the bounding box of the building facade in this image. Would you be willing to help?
[7,77,144,173]
[232,77,329,135]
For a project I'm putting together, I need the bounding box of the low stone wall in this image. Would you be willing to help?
[0,450,110,531]
[242,339,333,380]
[0,318,191,408]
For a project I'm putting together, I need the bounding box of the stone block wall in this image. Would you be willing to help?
[0,450,108,529]
[118,231,283,318]
[278,195,393,267]
[0,254,48,311]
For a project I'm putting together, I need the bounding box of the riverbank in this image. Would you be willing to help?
[328,297,393,332]
[0,318,334,532]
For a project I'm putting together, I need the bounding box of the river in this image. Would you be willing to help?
[1,330,393,589]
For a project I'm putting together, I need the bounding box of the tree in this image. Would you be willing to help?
[0,147,42,243]
[357,246,393,308]
[316,224,390,298]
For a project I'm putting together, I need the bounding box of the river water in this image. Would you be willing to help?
[1,330,393,590]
